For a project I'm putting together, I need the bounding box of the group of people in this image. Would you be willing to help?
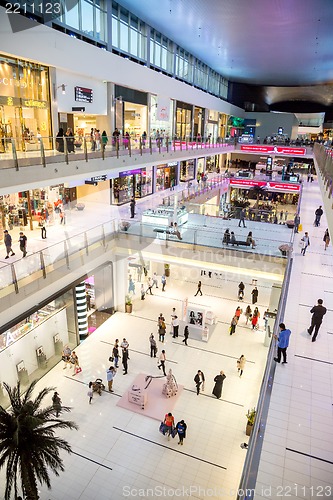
[4,229,27,258]
[238,281,259,305]
[222,229,256,248]
[61,346,80,375]
[140,272,167,299]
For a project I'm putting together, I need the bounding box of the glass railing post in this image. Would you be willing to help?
[84,232,89,255]
[64,136,69,164]
[158,138,161,154]
[180,140,182,151]
[166,136,169,153]
[173,138,176,151]
[83,137,88,162]
[149,137,152,155]
[64,241,70,269]
[39,138,46,168]
[40,251,46,279]
[186,138,188,151]
[139,137,143,156]
[128,137,132,157]
[11,263,19,294]
[116,139,119,159]
[11,139,19,171]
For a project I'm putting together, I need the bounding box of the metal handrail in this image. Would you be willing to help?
[236,218,297,499]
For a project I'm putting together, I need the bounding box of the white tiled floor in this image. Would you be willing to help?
[255,178,333,499]
[0,271,274,499]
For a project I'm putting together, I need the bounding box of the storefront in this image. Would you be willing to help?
[206,154,220,173]
[77,177,111,205]
[197,157,205,177]
[0,288,77,407]
[180,159,195,182]
[150,95,174,138]
[155,162,178,191]
[111,167,153,204]
[219,113,228,140]
[175,101,193,139]
[206,110,219,141]
[193,106,204,139]
[229,178,301,222]
[0,54,52,151]
[115,85,148,141]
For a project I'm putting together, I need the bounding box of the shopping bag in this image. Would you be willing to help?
[75,366,82,374]
[298,223,302,232]
[159,422,167,435]
[171,427,178,438]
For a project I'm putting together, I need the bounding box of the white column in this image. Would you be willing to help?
[75,282,88,338]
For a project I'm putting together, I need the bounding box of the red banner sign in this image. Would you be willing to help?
[240,145,306,155]
[229,178,300,192]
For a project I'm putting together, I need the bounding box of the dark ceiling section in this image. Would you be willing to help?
[228,82,269,112]
[269,101,333,113]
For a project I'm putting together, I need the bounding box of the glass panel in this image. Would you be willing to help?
[161,47,167,70]
[120,21,129,52]
[95,7,106,41]
[65,2,79,29]
[81,0,94,36]
[150,39,154,64]
[0,265,15,293]
[154,43,161,67]
[130,27,138,57]
[112,17,119,47]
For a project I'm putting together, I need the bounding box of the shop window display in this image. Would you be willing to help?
[0,290,77,407]
[180,159,195,182]
[156,164,177,191]
[0,55,52,151]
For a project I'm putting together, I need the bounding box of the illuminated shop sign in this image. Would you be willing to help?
[229,178,300,192]
[119,168,143,177]
[240,145,306,155]
[91,175,107,182]
[75,86,93,103]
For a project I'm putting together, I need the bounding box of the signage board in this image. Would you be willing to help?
[91,175,107,182]
[75,86,93,103]
[240,145,306,155]
[119,168,143,177]
[72,107,85,112]
[229,178,300,192]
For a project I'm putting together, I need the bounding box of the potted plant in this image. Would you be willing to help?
[125,294,132,313]
[164,263,170,277]
[246,408,256,436]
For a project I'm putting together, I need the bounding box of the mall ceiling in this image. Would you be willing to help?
[119,0,333,111]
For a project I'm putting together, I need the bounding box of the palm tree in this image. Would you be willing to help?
[0,380,78,500]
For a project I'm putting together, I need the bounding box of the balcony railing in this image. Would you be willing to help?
[0,134,232,170]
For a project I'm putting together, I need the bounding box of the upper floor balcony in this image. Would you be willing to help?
[0,134,234,194]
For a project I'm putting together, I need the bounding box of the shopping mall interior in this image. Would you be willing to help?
[0,2,333,499]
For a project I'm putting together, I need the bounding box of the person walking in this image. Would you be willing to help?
[244,305,252,325]
[158,350,167,375]
[238,281,245,300]
[164,412,174,441]
[161,274,166,291]
[4,230,15,259]
[171,308,177,321]
[280,210,284,221]
[273,323,291,364]
[194,280,203,296]
[158,318,166,342]
[182,325,189,346]
[152,272,159,289]
[308,299,327,342]
[18,231,27,258]
[87,382,93,404]
[70,351,80,376]
[149,333,157,357]
[122,347,129,374]
[251,286,258,304]
[235,306,242,321]
[146,277,154,295]
[176,420,187,445]
[194,370,205,395]
[52,391,62,417]
[238,208,246,228]
[130,197,136,218]
[106,366,116,391]
[140,284,146,300]
[212,371,226,399]
[314,205,323,227]
[323,229,330,250]
[59,210,65,224]
[112,341,120,368]
[172,315,179,338]
[101,130,108,151]
[229,315,238,335]
[294,213,300,233]
[40,219,47,239]
[251,312,259,330]
[121,338,130,359]
[300,232,310,256]
[237,355,246,377]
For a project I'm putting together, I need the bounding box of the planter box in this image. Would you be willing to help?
[246,422,253,436]
[125,303,132,313]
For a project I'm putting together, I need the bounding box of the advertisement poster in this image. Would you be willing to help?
[187,307,205,329]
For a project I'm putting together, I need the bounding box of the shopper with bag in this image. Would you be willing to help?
[70,351,81,376]
[176,420,187,445]
[163,412,174,441]
[212,371,226,399]
[237,355,246,377]
[300,232,310,256]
